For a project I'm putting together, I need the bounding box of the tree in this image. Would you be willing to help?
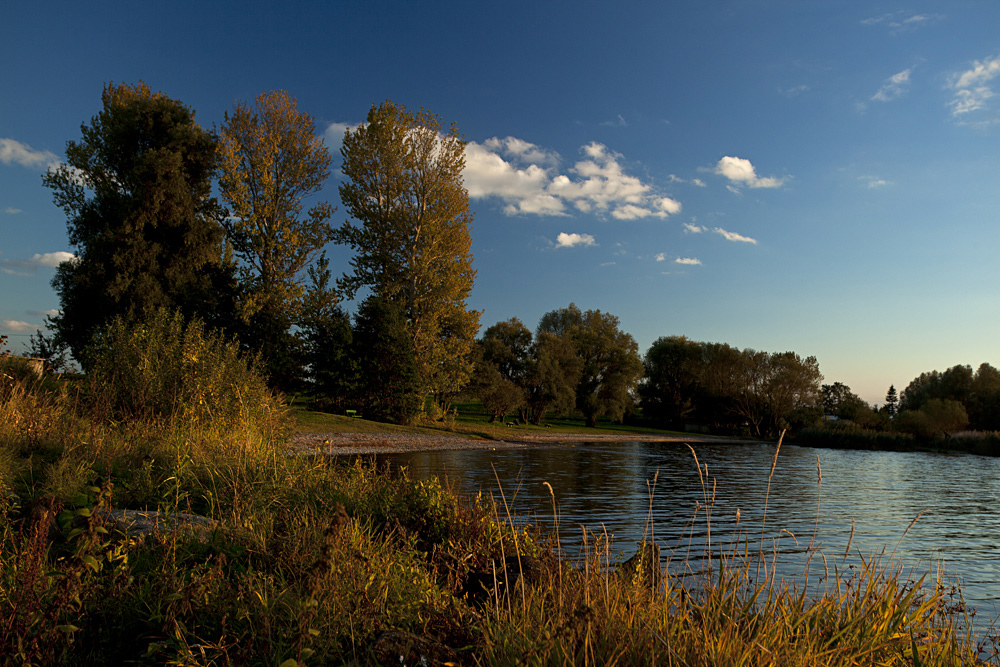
[336,100,480,402]
[351,296,421,423]
[523,331,581,425]
[299,254,355,410]
[218,90,335,386]
[538,304,644,427]
[42,81,234,364]
[471,318,533,422]
[898,399,968,440]
[884,385,899,418]
[639,336,702,427]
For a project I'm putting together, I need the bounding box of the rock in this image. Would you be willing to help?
[619,541,662,587]
[369,629,459,666]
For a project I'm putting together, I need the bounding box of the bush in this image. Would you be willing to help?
[86,308,286,437]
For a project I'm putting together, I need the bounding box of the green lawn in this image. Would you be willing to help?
[291,399,690,440]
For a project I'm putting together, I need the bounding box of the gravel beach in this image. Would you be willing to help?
[289,431,762,456]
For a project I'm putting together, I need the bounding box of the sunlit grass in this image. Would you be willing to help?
[1,328,994,665]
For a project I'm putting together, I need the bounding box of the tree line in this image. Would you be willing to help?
[37,82,996,436]
[39,82,477,422]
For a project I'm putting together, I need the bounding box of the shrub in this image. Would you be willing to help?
[87,309,283,431]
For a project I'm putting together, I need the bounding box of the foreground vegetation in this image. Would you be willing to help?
[2,318,995,665]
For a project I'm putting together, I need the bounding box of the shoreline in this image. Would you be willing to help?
[289,431,769,456]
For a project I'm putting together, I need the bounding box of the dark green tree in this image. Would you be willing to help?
[523,331,581,425]
[640,336,704,428]
[884,385,899,418]
[300,254,355,410]
[538,304,644,427]
[351,296,421,424]
[42,81,234,365]
[471,318,533,422]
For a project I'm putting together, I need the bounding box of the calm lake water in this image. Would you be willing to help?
[363,441,1000,631]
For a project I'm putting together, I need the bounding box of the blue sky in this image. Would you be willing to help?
[2,1,998,403]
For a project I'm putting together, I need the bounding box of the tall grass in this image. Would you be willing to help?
[0,314,993,664]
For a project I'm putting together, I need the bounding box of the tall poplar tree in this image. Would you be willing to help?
[43,81,234,365]
[336,100,480,401]
[218,90,335,386]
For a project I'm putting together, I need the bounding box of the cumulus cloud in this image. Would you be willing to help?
[600,114,628,128]
[675,257,702,265]
[714,228,758,244]
[465,138,682,220]
[655,253,666,262]
[1,319,37,333]
[862,176,889,189]
[1,251,77,275]
[871,69,912,102]
[323,121,362,162]
[555,232,596,248]
[26,309,59,319]
[713,156,786,189]
[683,222,707,233]
[0,138,60,171]
[3,207,21,215]
[947,55,1000,118]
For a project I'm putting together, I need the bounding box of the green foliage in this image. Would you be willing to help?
[218,90,335,388]
[86,308,283,436]
[300,254,356,411]
[42,81,236,365]
[351,296,421,424]
[538,304,644,427]
[641,337,823,436]
[337,100,481,398]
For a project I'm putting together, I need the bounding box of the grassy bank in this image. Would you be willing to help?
[1,325,993,664]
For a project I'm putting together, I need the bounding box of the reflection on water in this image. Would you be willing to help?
[364,441,1000,626]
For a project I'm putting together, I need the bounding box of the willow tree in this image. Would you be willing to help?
[336,100,480,401]
[218,90,334,386]
[43,81,234,365]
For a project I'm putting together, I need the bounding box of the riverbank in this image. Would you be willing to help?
[289,430,768,456]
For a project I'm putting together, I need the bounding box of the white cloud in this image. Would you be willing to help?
[861,12,943,31]
[324,121,359,156]
[655,253,666,262]
[714,227,758,244]
[3,207,21,215]
[600,114,628,128]
[683,222,707,233]
[27,309,59,319]
[555,232,596,248]
[675,257,702,265]
[0,138,60,171]
[714,156,786,189]
[1,319,37,333]
[780,84,810,98]
[948,55,1000,118]
[33,252,76,267]
[862,176,888,189]
[1,251,77,275]
[871,69,912,102]
[667,174,706,187]
[466,138,682,220]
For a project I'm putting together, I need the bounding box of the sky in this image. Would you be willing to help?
[2,1,998,404]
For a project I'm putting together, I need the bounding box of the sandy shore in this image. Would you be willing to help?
[289,431,765,456]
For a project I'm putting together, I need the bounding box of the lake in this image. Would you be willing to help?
[363,440,1000,630]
